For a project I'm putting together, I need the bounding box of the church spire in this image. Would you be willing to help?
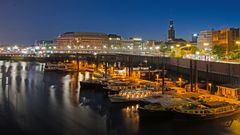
[168,19,175,41]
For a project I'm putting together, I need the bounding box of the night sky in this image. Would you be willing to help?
[0,0,240,45]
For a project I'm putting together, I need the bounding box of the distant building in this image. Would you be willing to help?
[129,37,143,51]
[212,28,240,55]
[56,32,108,50]
[168,19,175,41]
[192,33,198,43]
[34,40,54,47]
[197,30,213,50]
[108,34,122,49]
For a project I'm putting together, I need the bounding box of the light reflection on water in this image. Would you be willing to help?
[0,61,240,135]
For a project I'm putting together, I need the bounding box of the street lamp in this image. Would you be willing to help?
[186,44,192,47]
[179,77,182,87]
[203,42,210,61]
[208,83,212,93]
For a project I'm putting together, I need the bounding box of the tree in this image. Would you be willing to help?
[229,45,240,60]
[190,46,199,54]
[211,45,225,59]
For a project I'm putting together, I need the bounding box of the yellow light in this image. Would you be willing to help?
[208,83,212,86]
[236,41,240,45]
[186,44,191,47]
[203,43,209,46]
[179,78,182,82]
[176,44,180,47]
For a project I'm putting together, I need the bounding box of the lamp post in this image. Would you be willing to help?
[176,44,192,58]
[208,83,212,94]
[179,77,182,87]
[203,43,210,61]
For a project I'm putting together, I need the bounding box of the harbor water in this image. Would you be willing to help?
[0,61,240,135]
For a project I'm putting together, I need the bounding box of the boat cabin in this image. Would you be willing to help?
[165,87,186,95]
[216,84,240,100]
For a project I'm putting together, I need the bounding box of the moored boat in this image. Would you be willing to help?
[80,80,107,90]
[109,90,153,104]
[172,102,240,120]
[44,62,65,71]
[138,103,173,118]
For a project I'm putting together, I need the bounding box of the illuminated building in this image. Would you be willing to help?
[56,32,108,50]
[197,30,213,50]
[192,33,198,43]
[108,34,122,50]
[212,28,240,55]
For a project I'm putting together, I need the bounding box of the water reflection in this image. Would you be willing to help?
[0,61,240,135]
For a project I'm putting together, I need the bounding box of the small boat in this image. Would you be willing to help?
[45,62,76,72]
[138,103,173,118]
[109,90,153,103]
[58,62,76,72]
[44,62,65,71]
[80,80,107,90]
[172,102,240,120]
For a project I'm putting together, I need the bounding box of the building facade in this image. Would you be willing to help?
[192,33,199,43]
[108,34,122,50]
[212,28,240,55]
[197,30,213,50]
[56,32,109,50]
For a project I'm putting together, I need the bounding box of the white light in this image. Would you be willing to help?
[155,46,160,50]
[132,38,142,41]
[196,51,200,55]
[35,46,40,50]
[13,45,19,50]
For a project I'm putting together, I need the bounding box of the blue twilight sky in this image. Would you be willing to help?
[0,0,240,45]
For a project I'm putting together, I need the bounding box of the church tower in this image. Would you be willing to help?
[168,19,175,41]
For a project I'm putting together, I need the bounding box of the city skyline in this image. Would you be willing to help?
[0,0,240,45]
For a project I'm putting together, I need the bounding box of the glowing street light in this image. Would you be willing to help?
[236,41,240,45]
[186,44,192,47]
[179,77,182,87]
[208,83,212,93]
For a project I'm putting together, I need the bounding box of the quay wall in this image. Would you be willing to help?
[0,54,239,84]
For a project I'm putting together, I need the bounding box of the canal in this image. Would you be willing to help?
[0,61,240,135]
